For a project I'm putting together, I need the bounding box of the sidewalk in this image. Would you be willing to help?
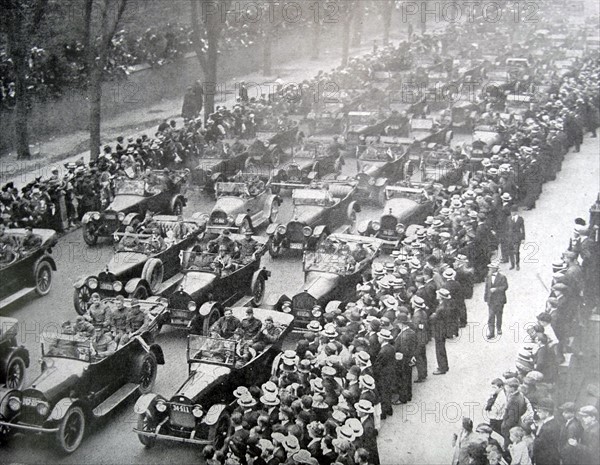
[0,32,404,190]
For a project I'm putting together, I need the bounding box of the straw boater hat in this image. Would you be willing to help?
[354,399,375,415]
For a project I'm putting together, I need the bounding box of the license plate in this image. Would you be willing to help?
[296,310,310,318]
[23,397,40,407]
[290,243,303,250]
[213,218,226,224]
[172,404,190,413]
[100,283,113,291]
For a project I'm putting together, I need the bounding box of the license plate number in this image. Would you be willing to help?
[23,397,40,407]
[296,310,310,318]
[213,218,226,224]
[290,243,303,250]
[100,283,114,291]
[172,404,190,413]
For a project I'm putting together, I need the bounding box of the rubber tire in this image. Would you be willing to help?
[56,406,86,454]
[141,258,164,294]
[268,239,282,258]
[209,411,231,450]
[73,287,91,315]
[34,260,53,296]
[171,198,184,216]
[131,352,157,395]
[129,284,149,300]
[4,355,26,390]
[202,306,222,336]
[83,223,98,246]
[251,273,266,306]
[136,413,157,448]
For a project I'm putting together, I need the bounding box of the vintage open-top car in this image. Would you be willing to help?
[0,298,166,453]
[156,234,271,333]
[243,139,287,174]
[268,234,381,328]
[0,228,57,310]
[344,111,380,145]
[407,144,464,186]
[203,176,281,235]
[305,110,346,137]
[82,170,189,246]
[73,215,204,314]
[354,143,409,206]
[133,307,293,450]
[505,94,536,117]
[266,181,360,258]
[358,185,435,251]
[451,101,481,131]
[409,118,453,145]
[193,141,249,193]
[0,317,30,390]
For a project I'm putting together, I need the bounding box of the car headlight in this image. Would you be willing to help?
[227,216,234,224]
[368,178,375,186]
[372,221,380,232]
[117,212,125,222]
[281,303,292,313]
[92,212,101,221]
[36,402,50,417]
[312,308,322,317]
[277,225,287,235]
[87,277,98,289]
[112,281,123,292]
[8,397,21,412]
[188,301,197,312]
[302,226,313,237]
[156,400,167,412]
[192,406,204,418]
[396,223,405,234]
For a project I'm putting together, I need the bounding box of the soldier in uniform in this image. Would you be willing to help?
[209,307,241,339]
[109,296,130,343]
[91,327,117,359]
[126,299,151,336]
[241,307,263,341]
[20,226,42,252]
[239,230,260,263]
[86,292,110,330]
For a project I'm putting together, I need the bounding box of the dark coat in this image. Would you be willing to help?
[532,418,561,465]
[506,214,526,243]
[484,272,509,308]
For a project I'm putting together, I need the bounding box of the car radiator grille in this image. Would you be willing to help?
[170,407,196,429]
[287,222,306,244]
[210,211,228,225]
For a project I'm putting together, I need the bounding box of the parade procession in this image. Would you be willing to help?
[0,1,599,464]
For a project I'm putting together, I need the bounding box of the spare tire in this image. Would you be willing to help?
[141,258,164,294]
[329,184,354,199]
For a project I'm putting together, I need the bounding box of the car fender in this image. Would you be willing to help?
[264,195,279,219]
[201,403,227,426]
[374,177,387,188]
[325,300,343,314]
[73,276,90,289]
[210,172,224,183]
[234,214,250,228]
[125,278,150,295]
[263,292,288,310]
[199,301,220,317]
[307,171,318,182]
[266,223,279,236]
[259,268,271,281]
[356,220,372,236]
[312,225,328,238]
[122,213,141,226]
[49,397,76,421]
[81,212,98,224]
[170,194,187,210]
[0,346,30,376]
[134,393,159,415]
[0,388,19,416]
[148,344,165,365]
[34,255,57,272]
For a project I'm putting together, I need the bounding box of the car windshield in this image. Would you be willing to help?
[296,143,328,159]
[115,232,162,254]
[292,189,334,207]
[385,187,428,203]
[42,333,93,362]
[188,334,236,366]
[182,251,219,272]
[360,146,396,161]
[216,182,249,198]
[114,178,146,196]
[304,249,357,275]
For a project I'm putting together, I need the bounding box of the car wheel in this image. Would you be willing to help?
[34,260,53,296]
[56,406,86,454]
[268,239,282,258]
[251,273,266,306]
[171,198,184,216]
[132,353,157,394]
[136,413,156,448]
[141,258,164,294]
[4,355,26,390]
[209,411,231,450]
[83,223,98,246]
[202,306,222,336]
[73,287,91,315]
[129,284,149,300]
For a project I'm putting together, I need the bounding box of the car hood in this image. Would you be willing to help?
[289,206,323,226]
[212,197,245,216]
[175,364,231,401]
[180,272,217,296]
[302,271,341,301]
[384,198,419,219]
[107,195,145,213]
[29,358,88,403]
[107,252,148,275]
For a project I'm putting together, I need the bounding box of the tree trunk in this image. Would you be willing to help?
[89,58,103,163]
[351,0,363,47]
[382,0,394,46]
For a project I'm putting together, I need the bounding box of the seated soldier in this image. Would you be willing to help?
[91,327,117,359]
[164,230,177,248]
[210,307,241,339]
[148,228,166,253]
[20,226,42,252]
[120,226,140,250]
[108,296,130,343]
[212,244,234,273]
[73,315,95,339]
[352,242,369,264]
[240,307,262,341]
[208,229,237,254]
[125,299,151,336]
[86,292,110,330]
[172,215,189,239]
[138,211,158,233]
[238,230,260,263]
[252,316,281,351]
[0,224,16,264]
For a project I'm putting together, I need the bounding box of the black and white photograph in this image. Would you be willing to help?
[0,1,599,464]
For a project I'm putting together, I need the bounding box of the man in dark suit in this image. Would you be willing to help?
[373,328,395,418]
[501,378,527,447]
[484,261,509,339]
[393,314,416,403]
[532,400,561,465]
[411,297,429,382]
[430,289,451,375]
[355,400,380,465]
[505,205,526,270]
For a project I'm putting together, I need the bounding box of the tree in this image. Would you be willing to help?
[351,0,363,47]
[380,0,396,46]
[340,0,356,67]
[84,0,129,163]
[190,0,232,120]
[1,0,49,159]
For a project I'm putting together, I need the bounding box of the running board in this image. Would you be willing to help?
[0,287,35,310]
[155,274,185,296]
[232,295,254,308]
[92,383,139,417]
